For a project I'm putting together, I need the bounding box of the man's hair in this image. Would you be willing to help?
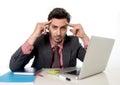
[48,8,71,22]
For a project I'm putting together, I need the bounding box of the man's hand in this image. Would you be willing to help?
[67,23,85,38]
[28,21,51,45]
[33,21,51,37]
[67,23,89,46]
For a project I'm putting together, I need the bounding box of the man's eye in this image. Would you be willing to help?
[52,26,57,29]
[61,26,67,30]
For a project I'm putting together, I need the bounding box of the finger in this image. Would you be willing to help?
[45,25,49,32]
[42,21,52,30]
[44,23,50,34]
[70,29,74,34]
[43,28,47,35]
[67,23,75,27]
[44,20,52,25]
[45,25,49,29]
[41,21,51,28]
[70,29,76,35]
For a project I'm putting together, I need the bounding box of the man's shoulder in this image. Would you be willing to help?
[34,33,49,45]
[65,35,79,41]
[65,35,82,49]
[64,35,80,45]
[37,33,49,40]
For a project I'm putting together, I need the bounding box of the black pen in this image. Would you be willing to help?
[58,75,71,81]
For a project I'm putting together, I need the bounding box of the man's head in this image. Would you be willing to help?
[48,8,71,23]
[48,8,71,44]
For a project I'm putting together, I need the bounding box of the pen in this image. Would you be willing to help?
[36,73,44,77]
[58,75,71,81]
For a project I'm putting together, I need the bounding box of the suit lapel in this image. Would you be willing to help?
[44,43,53,67]
[43,34,53,67]
[62,36,71,67]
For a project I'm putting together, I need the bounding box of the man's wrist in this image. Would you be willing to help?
[81,34,89,46]
[21,41,34,54]
[28,33,40,45]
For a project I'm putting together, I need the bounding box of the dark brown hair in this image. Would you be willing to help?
[48,8,71,22]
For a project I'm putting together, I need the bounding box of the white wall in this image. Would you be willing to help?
[0,0,120,73]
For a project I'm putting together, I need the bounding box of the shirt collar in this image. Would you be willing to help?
[50,37,64,49]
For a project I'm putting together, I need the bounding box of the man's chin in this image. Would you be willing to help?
[54,39,62,43]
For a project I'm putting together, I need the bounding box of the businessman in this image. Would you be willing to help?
[9,8,89,72]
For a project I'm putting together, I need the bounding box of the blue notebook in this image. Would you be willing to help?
[0,72,35,82]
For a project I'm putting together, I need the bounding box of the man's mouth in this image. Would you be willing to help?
[55,36,61,39]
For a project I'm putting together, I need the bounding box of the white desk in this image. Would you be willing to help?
[0,83,33,85]
[34,68,120,85]
[0,68,120,85]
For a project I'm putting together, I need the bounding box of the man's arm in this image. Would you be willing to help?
[80,34,89,49]
[9,21,51,72]
[28,21,52,45]
[9,46,34,72]
[67,23,89,48]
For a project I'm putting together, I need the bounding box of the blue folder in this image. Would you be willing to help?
[0,72,35,82]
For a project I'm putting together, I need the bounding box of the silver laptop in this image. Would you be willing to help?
[62,36,115,79]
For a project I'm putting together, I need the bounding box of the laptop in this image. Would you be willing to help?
[61,35,115,80]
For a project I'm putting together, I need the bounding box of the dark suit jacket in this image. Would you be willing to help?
[9,33,86,72]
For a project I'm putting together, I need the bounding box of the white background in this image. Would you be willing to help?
[0,0,120,74]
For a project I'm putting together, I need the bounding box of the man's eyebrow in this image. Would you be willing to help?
[51,24,67,27]
[51,24,57,26]
[62,24,67,27]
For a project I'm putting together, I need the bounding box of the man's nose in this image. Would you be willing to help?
[56,29,61,35]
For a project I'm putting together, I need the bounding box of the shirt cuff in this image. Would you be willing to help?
[21,41,34,54]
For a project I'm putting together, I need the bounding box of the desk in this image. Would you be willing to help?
[34,68,120,85]
[0,68,120,85]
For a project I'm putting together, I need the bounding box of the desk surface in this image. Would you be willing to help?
[34,68,120,85]
[0,68,120,85]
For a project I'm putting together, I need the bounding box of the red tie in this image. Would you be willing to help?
[52,46,60,68]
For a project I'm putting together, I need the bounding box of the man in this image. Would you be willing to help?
[9,8,89,72]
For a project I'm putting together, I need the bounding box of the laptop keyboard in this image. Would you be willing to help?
[66,69,80,75]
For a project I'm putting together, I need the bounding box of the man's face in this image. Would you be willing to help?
[49,18,68,43]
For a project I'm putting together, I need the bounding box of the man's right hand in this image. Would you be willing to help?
[28,21,51,45]
[33,21,52,37]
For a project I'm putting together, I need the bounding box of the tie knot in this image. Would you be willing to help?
[54,46,59,51]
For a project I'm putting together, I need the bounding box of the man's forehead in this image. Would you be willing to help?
[51,18,68,26]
